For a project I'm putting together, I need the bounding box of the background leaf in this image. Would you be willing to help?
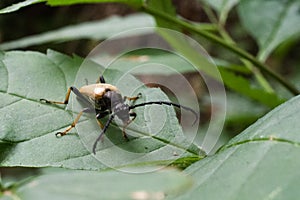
[1,168,192,200]
[0,50,204,170]
[144,0,284,109]
[238,0,300,61]
[174,95,300,199]
[0,14,155,50]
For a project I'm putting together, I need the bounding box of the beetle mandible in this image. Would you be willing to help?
[40,75,198,154]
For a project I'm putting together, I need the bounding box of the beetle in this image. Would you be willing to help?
[40,75,198,154]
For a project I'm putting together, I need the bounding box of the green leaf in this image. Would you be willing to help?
[175,95,300,199]
[224,92,267,129]
[1,168,192,200]
[0,50,205,170]
[238,0,300,61]
[0,14,154,50]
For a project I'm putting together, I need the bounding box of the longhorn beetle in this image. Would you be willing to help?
[40,75,198,154]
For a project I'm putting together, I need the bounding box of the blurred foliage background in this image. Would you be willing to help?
[1,0,300,199]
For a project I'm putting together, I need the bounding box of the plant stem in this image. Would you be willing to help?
[216,21,274,93]
[141,4,300,95]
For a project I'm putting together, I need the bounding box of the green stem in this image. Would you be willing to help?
[217,23,274,93]
[201,2,219,25]
[141,4,300,96]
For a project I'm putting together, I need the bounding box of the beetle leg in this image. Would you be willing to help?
[40,87,72,105]
[96,120,104,129]
[56,107,92,137]
[95,110,110,129]
[122,112,137,140]
[96,110,110,119]
[40,86,91,107]
[129,112,137,120]
[93,114,115,154]
[124,93,142,102]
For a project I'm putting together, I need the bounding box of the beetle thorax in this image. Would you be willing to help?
[79,83,120,110]
[113,103,130,123]
[79,83,119,99]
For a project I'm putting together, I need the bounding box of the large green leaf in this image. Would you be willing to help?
[175,95,300,199]
[238,0,300,61]
[0,168,192,200]
[0,14,154,50]
[0,50,204,170]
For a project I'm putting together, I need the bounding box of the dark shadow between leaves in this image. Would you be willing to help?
[0,141,16,164]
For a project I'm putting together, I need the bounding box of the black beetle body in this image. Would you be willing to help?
[41,75,198,154]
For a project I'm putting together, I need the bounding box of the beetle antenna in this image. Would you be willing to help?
[93,114,115,154]
[129,101,199,125]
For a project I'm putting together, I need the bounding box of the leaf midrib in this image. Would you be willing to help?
[0,96,201,158]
